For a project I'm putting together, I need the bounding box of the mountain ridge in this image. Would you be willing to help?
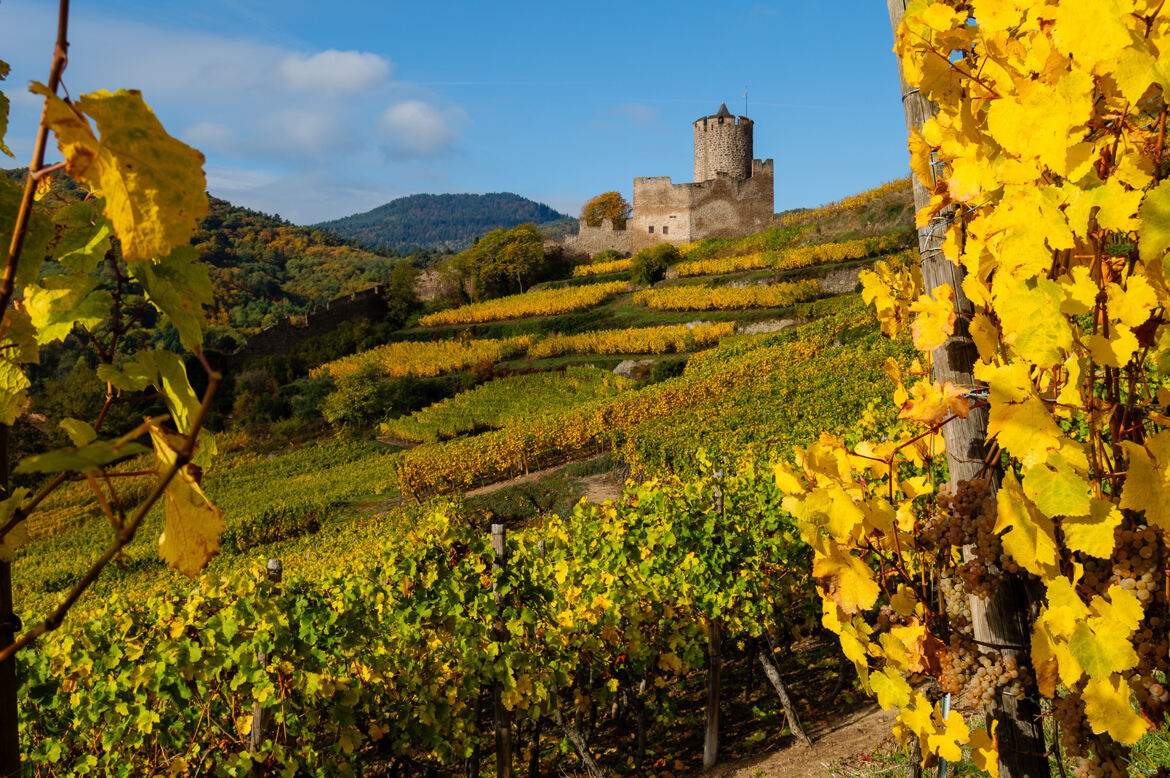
[314,192,574,253]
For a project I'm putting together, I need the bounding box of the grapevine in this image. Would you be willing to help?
[418,281,626,327]
[779,2,1170,775]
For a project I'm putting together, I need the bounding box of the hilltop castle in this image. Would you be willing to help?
[567,102,774,256]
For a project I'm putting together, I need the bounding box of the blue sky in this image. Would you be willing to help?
[0,0,911,225]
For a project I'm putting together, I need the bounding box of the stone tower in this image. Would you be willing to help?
[693,102,753,182]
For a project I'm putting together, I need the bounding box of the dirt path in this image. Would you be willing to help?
[462,454,611,499]
[711,703,898,778]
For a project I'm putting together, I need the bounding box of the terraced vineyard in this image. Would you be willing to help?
[13,181,929,775]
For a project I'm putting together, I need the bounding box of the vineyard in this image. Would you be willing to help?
[527,321,734,358]
[310,335,535,380]
[633,279,821,311]
[13,0,1168,771]
[571,257,633,277]
[418,281,628,326]
[380,367,633,444]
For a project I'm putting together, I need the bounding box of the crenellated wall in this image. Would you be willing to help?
[231,286,386,362]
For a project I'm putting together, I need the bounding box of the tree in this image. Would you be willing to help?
[580,191,631,229]
[448,223,545,299]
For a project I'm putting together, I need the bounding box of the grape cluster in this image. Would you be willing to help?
[935,633,1028,712]
[922,479,1019,597]
[939,574,972,634]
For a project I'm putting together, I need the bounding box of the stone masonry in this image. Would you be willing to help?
[566,102,774,257]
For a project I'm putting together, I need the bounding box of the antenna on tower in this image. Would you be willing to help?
[744,87,748,117]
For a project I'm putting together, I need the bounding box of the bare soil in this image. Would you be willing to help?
[711,703,898,778]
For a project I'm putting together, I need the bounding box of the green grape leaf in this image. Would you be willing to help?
[1139,178,1170,264]
[52,200,112,274]
[96,355,154,392]
[30,83,208,262]
[127,245,211,352]
[23,275,113,344]
[15,437,148,474]
[1022,453,1090,517]
[59,418,97,447]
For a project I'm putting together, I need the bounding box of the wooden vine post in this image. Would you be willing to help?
[885,3,1050,777]
[702,620,721,770]
[490,524,512,778]
[250,558,282,776]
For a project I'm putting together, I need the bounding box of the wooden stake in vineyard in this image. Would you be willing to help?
[885,3,1050,777]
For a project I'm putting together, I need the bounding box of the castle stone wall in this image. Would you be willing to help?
[693,115,752,182]
[232,286,386,362]
[562,104,773,258]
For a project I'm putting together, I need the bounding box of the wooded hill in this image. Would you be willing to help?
[314,192,574,252]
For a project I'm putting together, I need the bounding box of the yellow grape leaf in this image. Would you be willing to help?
[149,422,225,578]
[893,693,934,758]
[926,708,969,764]
[30,83,208,262]
[870,666,912,711]
[1059,265,1097,316]
[968,721,999,778]
[1090,326,1139,368]
[813,541,879,615]
[909,285,956,352]
[1064,179,1143,237]
[1022,453,1090,518]
[23,276,113,344]
[1052,0,1134,66]
[1107,277,1157,329]
[1062,498,1122,558]
[994,471,1060,578]
[771,462,804,495]
[996,276,1071,368]
[1119,437,1170,530]
[898,379,970,426]
[0,488,30,562]
[1083,675,1150,745]
[908,128,935,187]
[978,361,1064,468]
[1139,178,1170,264]
[890,585,918,618]
[970,312,999,363]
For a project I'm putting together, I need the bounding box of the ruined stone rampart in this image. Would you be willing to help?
[232,286,385,362]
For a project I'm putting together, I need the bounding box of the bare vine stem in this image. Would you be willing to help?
[2,0,70,318]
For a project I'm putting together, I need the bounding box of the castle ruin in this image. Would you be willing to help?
[567,102,774,256]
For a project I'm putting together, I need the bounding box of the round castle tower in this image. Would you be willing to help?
[693,102,753,182]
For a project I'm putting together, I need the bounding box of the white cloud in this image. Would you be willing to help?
[254,109,353,158]
[277,50,392,96]
[378,100,464,158]
[182,121,236,152]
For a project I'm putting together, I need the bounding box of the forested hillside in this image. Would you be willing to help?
[315,192,574,252]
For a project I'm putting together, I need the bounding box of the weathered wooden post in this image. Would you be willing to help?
[250,558,282,776]
[491,525,512,778]
[885,3,1049,776]
[703,620,721,770]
